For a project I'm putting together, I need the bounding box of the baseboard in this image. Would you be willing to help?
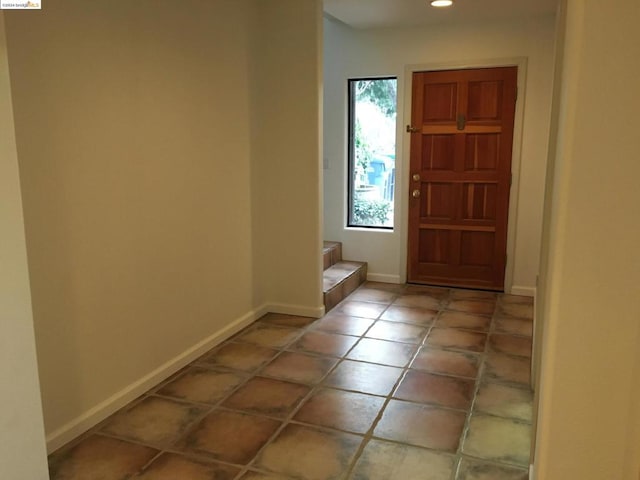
[46,300,326,452]
[46,308,259,453]
[367,273,402,284]
[529,463,535,479]
[510,285,536,297]
[260,302,325,319]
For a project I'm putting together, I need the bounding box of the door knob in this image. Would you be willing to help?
[412,189,421,198]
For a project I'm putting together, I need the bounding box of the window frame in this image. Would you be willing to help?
[346,76,398,230]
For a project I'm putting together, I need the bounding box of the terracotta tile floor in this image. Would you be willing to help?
[48,282,534,480]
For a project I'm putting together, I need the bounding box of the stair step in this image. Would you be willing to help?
[323,261,367,312]
[323,241,342,270]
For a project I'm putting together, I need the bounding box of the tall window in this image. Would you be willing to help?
[348,77,397,229]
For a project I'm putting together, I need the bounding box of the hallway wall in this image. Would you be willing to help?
[535,0,640,477]
[0,12,49,479]
[250,0,324,315]
[323,15,556,294]
[4,0,322,451]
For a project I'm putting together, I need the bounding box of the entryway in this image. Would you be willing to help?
[407,66,518,291]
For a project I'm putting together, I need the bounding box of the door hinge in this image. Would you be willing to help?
[515,86,519,102]
[510,173,513,186]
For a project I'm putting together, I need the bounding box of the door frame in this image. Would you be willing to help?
[398,57,528,294]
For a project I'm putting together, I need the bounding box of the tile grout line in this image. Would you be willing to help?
[175,314,329,479]
[342,288,449,479]
[452,294,536,477]
[301,285,406,480]
[449,292,498,480]
[236,289,390,477]
[113,319,313,477]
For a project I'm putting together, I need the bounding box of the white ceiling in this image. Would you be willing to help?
[323,0,559,29]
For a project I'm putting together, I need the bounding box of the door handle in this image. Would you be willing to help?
[412,189,421,198]
[406,125,420,133]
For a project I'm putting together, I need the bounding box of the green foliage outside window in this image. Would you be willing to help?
[354,119,373,171]
[353,79,396,173]
[352,194,391,225]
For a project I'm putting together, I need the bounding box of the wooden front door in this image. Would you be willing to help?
[407,66,517,290]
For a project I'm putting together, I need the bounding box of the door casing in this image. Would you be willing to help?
[398,57,528,294]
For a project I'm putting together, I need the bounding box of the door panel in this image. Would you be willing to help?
[422,135,456,170]
[465,134,499,171]
[423,83,458,121]
[462,183,497,221]
[418,229,450,264]
[460,231,495,266]
[467,80,502,120]
[407,66,517,290]
[422,183,455,220]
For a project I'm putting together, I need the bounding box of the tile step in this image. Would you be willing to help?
[323,241,342,271]
[323,261,367,312]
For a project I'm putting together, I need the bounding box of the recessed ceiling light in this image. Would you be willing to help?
[430,0,453,7]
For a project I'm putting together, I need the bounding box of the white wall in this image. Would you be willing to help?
[0,12,49,480]
[250,0,324,317]
[5,0,322,452]
[534,0,640,478]
[323,16,556,293]
[531,0,567,455]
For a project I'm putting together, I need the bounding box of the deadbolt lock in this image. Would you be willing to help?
[412,173,421,182]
